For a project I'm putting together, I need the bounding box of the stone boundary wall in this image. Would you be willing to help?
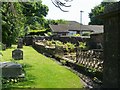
[34,36,85,44]
[24,35,90,46]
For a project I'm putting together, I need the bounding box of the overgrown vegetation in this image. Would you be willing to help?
[1,1,49,47]
[78,42,87,49]
[1,1,66,47]
[64,42,75,52]
[89,0,117,25]
[37,40,88,53]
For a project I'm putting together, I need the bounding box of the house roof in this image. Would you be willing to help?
[49,21,104,34]
[69,25,103,33]
[49,24,69,33]
[49,21,81,32]
[89,25,104,34]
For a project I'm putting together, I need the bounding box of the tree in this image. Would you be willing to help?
[89,0,117,25]
[1,1,49,47]
[21,1,49,30]
[1,2,25,47]
[89,4,104,25]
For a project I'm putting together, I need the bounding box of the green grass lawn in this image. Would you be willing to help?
[1,45,84,89]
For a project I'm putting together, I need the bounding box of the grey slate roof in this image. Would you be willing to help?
[80,25,104,34]
[49,24,69,33]
[49,21,104,34]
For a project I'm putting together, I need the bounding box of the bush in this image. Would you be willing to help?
[28,29,47,36]
[55,40,64,47]
[64,42,75,52]
[78,42,87,49]
[46,41,52,46]
[74,34,81,37]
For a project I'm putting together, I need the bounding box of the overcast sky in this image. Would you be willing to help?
[42,0,119,25]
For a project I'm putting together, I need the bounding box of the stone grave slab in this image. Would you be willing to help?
[0,62,25,78]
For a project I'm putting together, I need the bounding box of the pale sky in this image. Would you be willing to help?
[42,0,119,25]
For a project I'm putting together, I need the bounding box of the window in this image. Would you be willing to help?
[68,31,76,36]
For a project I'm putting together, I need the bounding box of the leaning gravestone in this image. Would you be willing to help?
[0,62,25,78]
[12,49,23,60]
[17,38,23,48]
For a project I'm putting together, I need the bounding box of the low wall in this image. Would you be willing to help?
[33,36,89,44]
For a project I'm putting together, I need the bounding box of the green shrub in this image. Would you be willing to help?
[78,42,87,49]
[55,41,64,47]
[47,32,52,36]
[73,34,81,37]
[46,41,52,46]
[64,42,75,52]
[28,29,47,35]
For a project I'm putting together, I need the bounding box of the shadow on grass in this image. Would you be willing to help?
[21,63,33,70]
[7,46,16,50]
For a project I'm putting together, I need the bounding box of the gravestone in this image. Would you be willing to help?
[12,49,23,60]
[17,38,23,48]
[0,62,25,78]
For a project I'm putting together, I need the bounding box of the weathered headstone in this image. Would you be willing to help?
[17,38,23,48]
[12,49,23,60]
[0,62,25,78]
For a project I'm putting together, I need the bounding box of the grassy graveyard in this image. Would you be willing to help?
[1,45,84,89]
